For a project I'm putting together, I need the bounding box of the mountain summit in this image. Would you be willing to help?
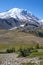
[0,8,32,19]
[0,8,42,29]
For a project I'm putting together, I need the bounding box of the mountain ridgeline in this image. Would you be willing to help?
[0,8,42,30]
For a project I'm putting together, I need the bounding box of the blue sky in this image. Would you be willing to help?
[0,0,43,19]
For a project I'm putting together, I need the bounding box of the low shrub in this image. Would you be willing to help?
[18,48,37,57]
[6,48,15,53]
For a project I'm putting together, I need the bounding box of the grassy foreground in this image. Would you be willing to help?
[23,62,43,65]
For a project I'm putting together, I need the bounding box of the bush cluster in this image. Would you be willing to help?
[6,48,15,53]
[18,48,38,57]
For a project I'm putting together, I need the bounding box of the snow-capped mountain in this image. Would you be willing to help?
[0,8,41,29]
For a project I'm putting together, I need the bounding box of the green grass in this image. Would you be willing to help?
[23,63,29,65]
[0,43,36,51]
[29,51,43,58]
[40,62,43,65]
[23,62,43,65]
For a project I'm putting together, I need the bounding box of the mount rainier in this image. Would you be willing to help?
[0,8,42,30]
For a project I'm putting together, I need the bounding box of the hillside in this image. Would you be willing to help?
[0,29,43,50]
[0,30,43,65]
